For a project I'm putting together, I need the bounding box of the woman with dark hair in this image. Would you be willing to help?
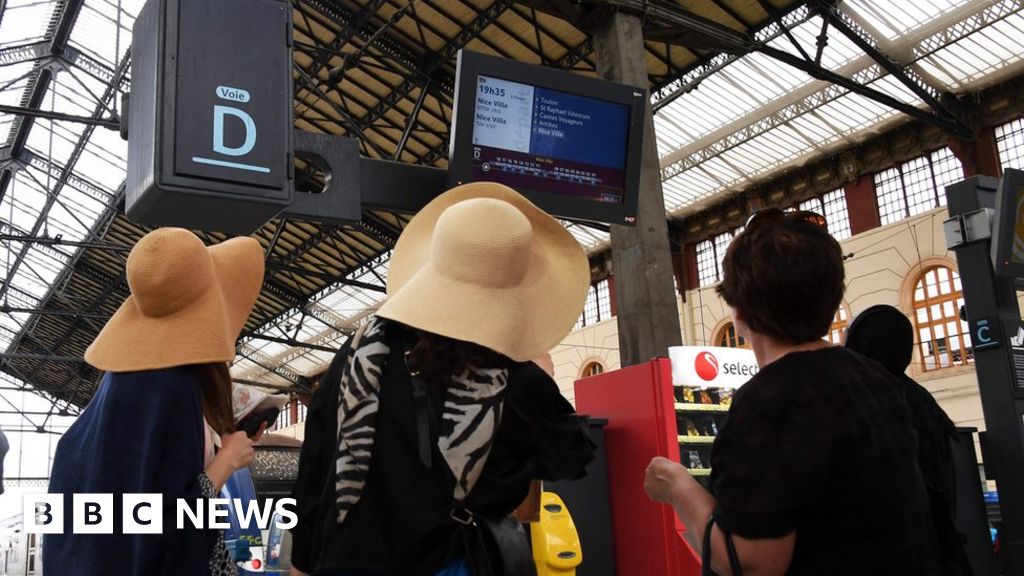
[45,228,265,576]
[644,209,940,575]
[845,304,971,575]
[289,182,596,576]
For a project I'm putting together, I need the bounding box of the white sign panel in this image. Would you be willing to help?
[472,76,534,153]
[669,346,759,389]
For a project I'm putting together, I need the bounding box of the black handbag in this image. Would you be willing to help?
[455,506,537,576]
[406,344,536,576]
[702,513,743,576]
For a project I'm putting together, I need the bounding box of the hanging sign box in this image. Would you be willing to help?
[125,0,293,234]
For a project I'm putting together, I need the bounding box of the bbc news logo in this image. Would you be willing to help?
[23,494,297,534]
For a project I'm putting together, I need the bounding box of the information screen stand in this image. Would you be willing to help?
[945,176,1024,575]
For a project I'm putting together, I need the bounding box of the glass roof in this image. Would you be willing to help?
[0,0,60,46]
[655,0,1024,215]
[231,255,390,387]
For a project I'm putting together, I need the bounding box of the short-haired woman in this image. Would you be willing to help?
[644,209,939,575]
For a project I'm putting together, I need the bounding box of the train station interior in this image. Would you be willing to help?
[1,0,1024,574]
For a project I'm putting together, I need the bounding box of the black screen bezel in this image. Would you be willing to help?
[447,50,644,226]
[991,168,1024,277]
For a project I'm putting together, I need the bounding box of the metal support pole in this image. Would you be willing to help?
[945,176,1024,575]
[591,12,682,365]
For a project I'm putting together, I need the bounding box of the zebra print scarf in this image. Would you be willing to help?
[335,316,509,524]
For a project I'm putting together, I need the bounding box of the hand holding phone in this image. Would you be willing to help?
[237,407,281,438]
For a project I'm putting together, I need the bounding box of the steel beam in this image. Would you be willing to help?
[0,353,83,362]
[915,0,1024,57]
[660,0,1010,185]
[394,81,429,160]
[0,305,107,318]
[814,0,968,132]
[296,0,428,82]
[235,347,310,390]
[650,5,812,110]
[313,0,387,81]
[6,192,126,392]
[350,0,512,156]
[0,233,130,252]
[266,261,386,292]
[0,49,129,304]
[291,1,455,163]
[241,332,339,353]
[0,41,49,66]
[661,63,884,180]
[18,149,118,202]
[232,378,294,391]
[3,478,50,487]
[0,104,120,129]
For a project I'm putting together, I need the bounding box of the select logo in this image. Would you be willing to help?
[694,351,719,381]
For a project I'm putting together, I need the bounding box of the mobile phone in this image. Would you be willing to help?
[237,407,281,438]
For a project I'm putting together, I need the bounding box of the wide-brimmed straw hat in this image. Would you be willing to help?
[376,182,589,362]
[85,228,265,372]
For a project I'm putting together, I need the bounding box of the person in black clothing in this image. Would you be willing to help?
[644,208,940,575]
[846,304,973,575]
[288,182,595,576]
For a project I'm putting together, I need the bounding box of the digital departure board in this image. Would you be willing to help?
[449,51,644,225]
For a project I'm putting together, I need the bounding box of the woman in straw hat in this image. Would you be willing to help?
[44,228,265,576]
[290,182,596,576]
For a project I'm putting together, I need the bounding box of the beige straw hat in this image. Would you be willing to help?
[85,228,265,372]
[377,182,590,362]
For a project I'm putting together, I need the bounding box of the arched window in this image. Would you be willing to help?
[580,361,605,379]
[717,322,749,348]
[826,304,850,345]
[913,266,972,371]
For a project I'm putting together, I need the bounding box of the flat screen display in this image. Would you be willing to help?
[449,50,644,225]
[992,169,1024,277]
[1010,183,1024,265]
[470,75,630,205]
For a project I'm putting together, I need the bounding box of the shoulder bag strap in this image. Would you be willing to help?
[402,334,434,470]
[702,513,744,576]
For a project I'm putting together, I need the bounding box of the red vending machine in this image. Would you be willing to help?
[575,358,701,576]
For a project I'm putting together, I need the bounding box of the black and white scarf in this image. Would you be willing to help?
[335,316,508,523]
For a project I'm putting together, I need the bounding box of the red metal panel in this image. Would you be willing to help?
[575,359,700,576]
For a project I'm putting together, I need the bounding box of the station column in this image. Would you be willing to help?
[592,13,683,366]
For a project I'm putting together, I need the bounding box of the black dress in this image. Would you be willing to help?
[290,326,595,575]
[709,347,941,575]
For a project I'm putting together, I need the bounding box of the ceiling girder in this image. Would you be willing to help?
[811,0,969,133]
[348,0,512,163]
[0,48,130,311]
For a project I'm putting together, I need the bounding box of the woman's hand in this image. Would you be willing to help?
[220,430,256,469]
[205,431,255,491]
[290,568,309,576]
[644,456,691,504]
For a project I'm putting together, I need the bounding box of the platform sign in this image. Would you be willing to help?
[126,0,293,234]
[668,346,758,389]
[171,0,290,189]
